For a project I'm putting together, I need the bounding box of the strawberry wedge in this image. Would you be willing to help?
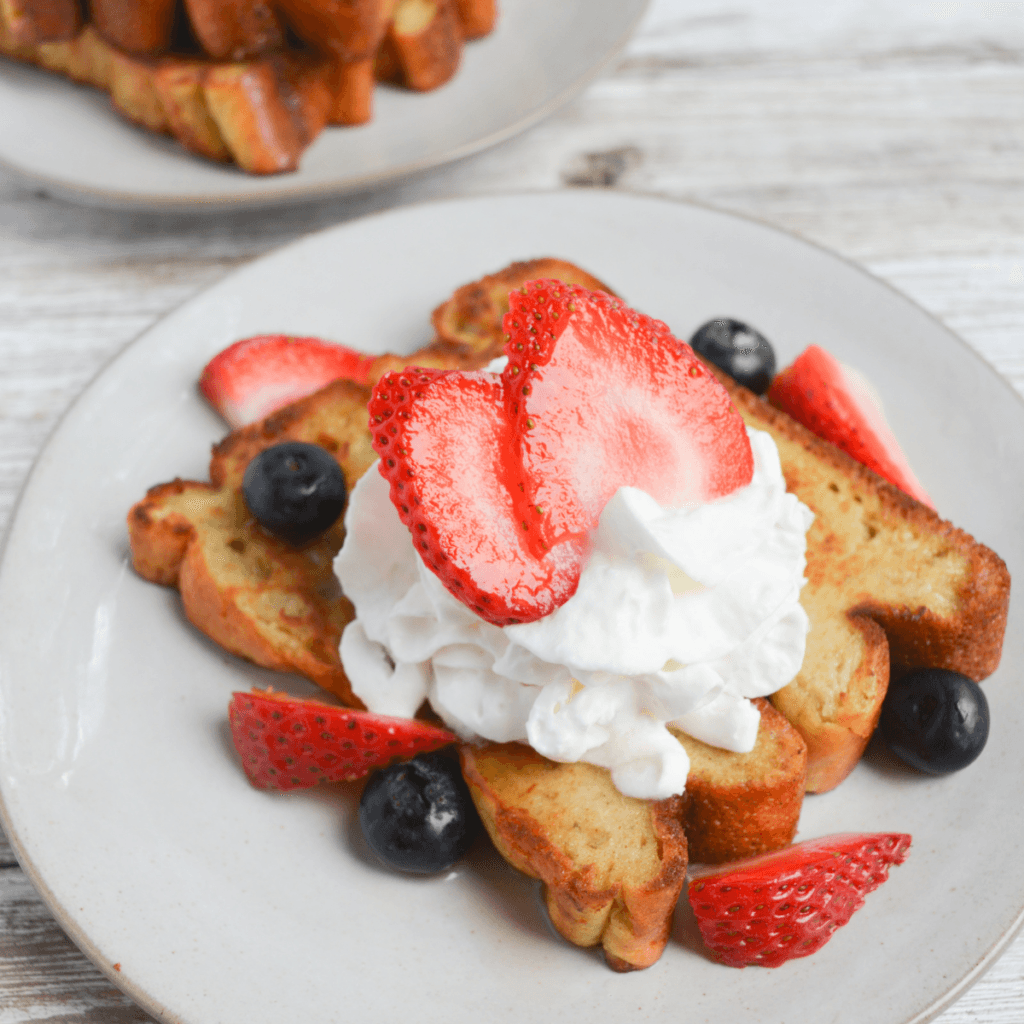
[201,334,379,427]
[768,345,933,508]
[369,281,753,626]
[688,832,912,968]
[228,690,456,791]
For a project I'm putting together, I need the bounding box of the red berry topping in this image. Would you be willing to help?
[369,368,583,625]
[688,832,912,968]
[504,280,755,557]
[767,345,933,507]
[200,334,378,427]
[228,690,456,791]
[369,281,753,626]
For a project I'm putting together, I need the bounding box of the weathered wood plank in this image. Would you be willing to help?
[0,869,154,1022]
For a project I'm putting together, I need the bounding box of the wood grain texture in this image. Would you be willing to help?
[1,0,1023,1019]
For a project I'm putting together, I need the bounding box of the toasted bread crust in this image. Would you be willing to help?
[209,377,378,492]
[127,384,378,705]
[715,371,1010,791]
[129,478,211,586]
[674,698,807,863]
[430,258,615,361]
[459,742,688,971]
[152,60,232,162]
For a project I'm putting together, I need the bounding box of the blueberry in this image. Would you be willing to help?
[359,752,480,874]
[879,668,989,774]
[242,441,347,546]
[690,318,776,394]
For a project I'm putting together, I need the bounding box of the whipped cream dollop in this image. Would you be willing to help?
[335,427,813,800]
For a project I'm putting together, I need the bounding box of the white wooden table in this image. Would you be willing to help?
[2,1,1023,1019]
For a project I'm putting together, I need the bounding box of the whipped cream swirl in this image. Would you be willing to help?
[335,427,813,800]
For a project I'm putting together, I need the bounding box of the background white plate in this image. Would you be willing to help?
[0,192,1020,1024]
[0,2,646,212]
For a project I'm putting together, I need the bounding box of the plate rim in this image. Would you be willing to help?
[1,188,1022,1024]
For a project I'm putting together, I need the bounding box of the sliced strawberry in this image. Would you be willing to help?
[504,280,755,555]
[688,832,912,968]
[767,345,933,508]
[368,282,753,626]
[369,368,583,624]
[228,689,456,791]
[200,334,378,428]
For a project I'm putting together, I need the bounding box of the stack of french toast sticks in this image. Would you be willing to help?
[128,258,1010,971]
[0,0,496,173]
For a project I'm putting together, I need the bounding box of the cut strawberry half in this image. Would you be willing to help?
[369,281,753,626]
[505,280,755,556]
[200,334,378,428]
[767,345,933,508]
[688,832,912,968]
[228,690,456,791]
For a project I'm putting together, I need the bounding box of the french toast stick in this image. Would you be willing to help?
[324,55,375,125]
[0,16,334,174]
[459,742,688,972]
[382,0,462,91]
[183,0,286,61]
[203,53,333,174]
[460,705,807,967]
[89,0,176,55]
[0,0,79,45]
[279,0,393,61]
[152,59,232,162]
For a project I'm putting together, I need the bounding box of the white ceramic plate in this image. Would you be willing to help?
[1,192,1021,1024]
[0,1,646,212]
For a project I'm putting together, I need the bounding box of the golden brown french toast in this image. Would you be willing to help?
[203,53,333,175]
[152,59,232,162]
[90,0,176,56]
[129,377,378,704]
[429,258,614,361]
[0,19,336,173]
[0,0,79,45]
[459,742,688,972]
[673,698,806,863]
[713,372,1010,791]
[379,0,462,92]
[278,0,393,62]
[131,477,356,700]
[183,0,285,61]
[127,257,1010,970]
[0,0,496,172]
